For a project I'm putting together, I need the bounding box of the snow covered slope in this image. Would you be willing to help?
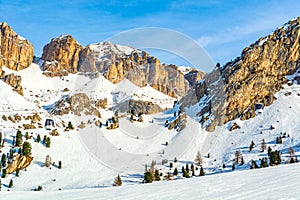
[3,163,300,200]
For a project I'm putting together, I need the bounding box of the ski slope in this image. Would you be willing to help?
[3,163,300,200]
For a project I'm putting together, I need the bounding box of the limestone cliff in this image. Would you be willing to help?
[181,17,300,131]
[0,22,34,71]
[41,34,83,75]
[41,40,201,98]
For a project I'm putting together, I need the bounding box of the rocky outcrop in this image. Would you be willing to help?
[182,17,300,131]
[0,22,34,71]
[51,93,101,118]
[3,73,23,95]
[184,69,206,86]
[41,34,83,75]
[6,154,34,174]
[129,100,163,114]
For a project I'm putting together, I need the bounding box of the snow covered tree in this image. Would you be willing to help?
[199,166,205,176]
[8,179,13,188]
[113,174,122,186]
[261,139,267,152]
[22,141,32,156]
[16,130,23,146]
[195,151,203,166]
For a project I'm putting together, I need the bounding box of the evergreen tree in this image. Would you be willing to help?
[240,156,245,165]
[8,179,13,188]
[191,164,194,171]
[222,163,226,169]
[12,137,15,146]
[235,150,242,164]
[260,158,267,168]
[1,154,7,167]
[195,151,203,166]
[267,146,272,157]
[67,121,74,130]
[43,135,47,144]
[144,171,153,183]
[0,132,2,146]
[249,140,255,152]
[16,168,20,177]
[169,162,173,169]
[1,169,6,178]
[113,174,122,186]
[46,137,51,148]
[269,150,281,166]
[0,179,2,191]
[250,160,258,169]
[58,161,62,169]
[207,153,210,158]
[154,169,161,181]
[36,134,41,143]
[232,163,235,171]
[25,132,29,140]
[173,168,178,176]
[22,142,32,156]
[16,130,23,146]
[199,166,205,176]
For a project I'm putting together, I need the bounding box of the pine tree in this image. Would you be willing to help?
[173,168,178,176]
[144,171,153,183]
[68,121,74,130]
[113,174,122,186]
[250,160,258,169]
[1,169,6,178]
[240,156,245,165]
[0,132,2,146]
[8,179,13,188]
[199,166,205,176]
[235,150,242,164]
[249,140,255,152]
[46,137,51,148]
[36,134,41,143]
[261,139,267,152]
[268,146,272,157]
[0,179,2,191]
[154,169,161,181]
[260,157,269,168]
[16,168,20,177]
[1,154,7,167]
[43,135,47,144]
[25,132,29,140]
[58,161,62,169]
[232,163,235,171]
[12,137,15,146]
[16,130,23,146]
[22,142,32,156]
[195,151,203,166]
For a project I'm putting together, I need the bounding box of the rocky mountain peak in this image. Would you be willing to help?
[41,36,201,98]
[182,17,300,131]
[0,22,34,71]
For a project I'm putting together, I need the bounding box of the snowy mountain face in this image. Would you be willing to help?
[181,17,300,132]
[0,17,300,200]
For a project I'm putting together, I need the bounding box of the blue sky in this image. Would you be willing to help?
[0,0,300,67]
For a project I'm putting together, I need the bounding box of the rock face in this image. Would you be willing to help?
[182,17,300,131]
[41,34,83,75]
[6,154,34,174]
[41,40,200,98]
[0,22,34,70]
[3,73,24,95]
[51,93,101,118]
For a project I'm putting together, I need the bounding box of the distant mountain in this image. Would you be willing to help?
[182,17,300,131]
[41,35,205,98]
